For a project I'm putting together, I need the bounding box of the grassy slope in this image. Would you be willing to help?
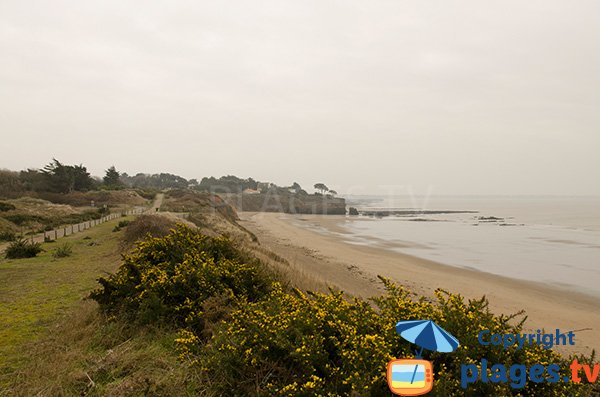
[0,197,329,395]
[0,216,204,396]
[0,217,131,384]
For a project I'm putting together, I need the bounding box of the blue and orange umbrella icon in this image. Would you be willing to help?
[395,319,460,356]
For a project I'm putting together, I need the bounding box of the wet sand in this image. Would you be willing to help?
[239,212,600,355]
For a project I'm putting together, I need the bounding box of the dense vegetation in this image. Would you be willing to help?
[90,225,272,327]
[4,238,43,259]
[197,175,260,193]
[0,160,194,198]
[2,162,334,201]
[120,172,194,190]
[0,160,96,197]
[90,225,595,396]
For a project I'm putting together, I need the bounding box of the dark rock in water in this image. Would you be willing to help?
[362,209,477,217]
[349,207,359,216]
[477,216,504,221]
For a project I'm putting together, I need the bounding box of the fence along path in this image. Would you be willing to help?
[26,207,146,245]
[0,194,162,251]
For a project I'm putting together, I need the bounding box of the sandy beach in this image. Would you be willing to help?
[239,212,600,356]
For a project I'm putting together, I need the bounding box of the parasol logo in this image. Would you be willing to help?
[387,320,460,396]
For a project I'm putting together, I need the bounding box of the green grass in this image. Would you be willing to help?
[0,217,132,383]
[5,301,205,396]
[0,215,206,396]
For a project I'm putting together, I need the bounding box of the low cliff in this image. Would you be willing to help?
[223,192,346,215]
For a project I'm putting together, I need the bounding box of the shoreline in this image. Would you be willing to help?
[239,212,600,356]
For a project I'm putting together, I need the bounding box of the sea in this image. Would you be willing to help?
[337,195,600,297]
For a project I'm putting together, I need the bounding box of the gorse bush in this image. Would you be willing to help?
[180,279,586,397]
[185,285,394,396]
[5,238,43,259]
[90,225,272,326]
[91,225,594,396]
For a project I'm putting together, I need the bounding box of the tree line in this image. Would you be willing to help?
[0,159,338,197]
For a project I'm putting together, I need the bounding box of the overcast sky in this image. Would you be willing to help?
[1,0,599,195]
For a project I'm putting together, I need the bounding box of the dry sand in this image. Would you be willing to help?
[239,212,599,356]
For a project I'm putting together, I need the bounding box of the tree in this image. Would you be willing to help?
[19,169,49,192]
[42,159,74,193]
[72,164,95,191]
[198,175,260,193]
[120,172,190,190]
[103,166,123,188]
[0,169,25,198]
[39,159,94,193]
[313,183,329,194]
[329,190,337,196]
[290,182,302,193]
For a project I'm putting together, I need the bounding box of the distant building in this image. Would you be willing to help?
[243,188,261,194]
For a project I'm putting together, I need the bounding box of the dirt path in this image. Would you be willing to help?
[146,193,164,213]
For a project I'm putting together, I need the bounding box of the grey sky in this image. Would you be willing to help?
[1,0,599,195]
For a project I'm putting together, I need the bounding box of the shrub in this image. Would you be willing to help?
[187,285,393,396]
[0,231,16,242]
[135,189,159,200]
[5,238,43,259]
[4,214,45,226]
[0,201,16,212]
[111,219,131,233]
[57,210,102,226]
[52,243,73,258]
[87,225,595,396]
[180,279,589,396]
[90,225,273,327]
[122,215,177,245]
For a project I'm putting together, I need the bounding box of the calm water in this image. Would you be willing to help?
[340,196,600,297]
